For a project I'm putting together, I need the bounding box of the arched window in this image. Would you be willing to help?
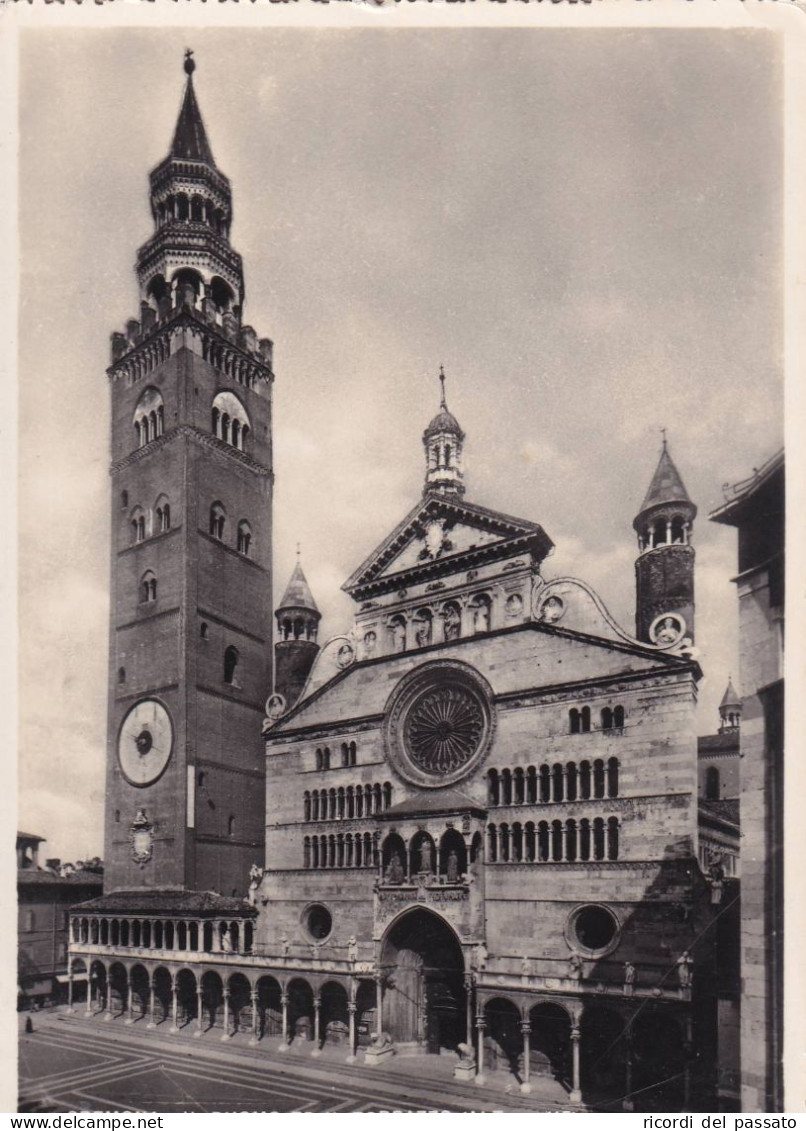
[209,502,226,541]
[607,817,619,860]
[552,763,564,803]
[211,391,250,448]
[537,820,550,862]
[566,762,578,802]
[223,645,239,685]
[349,741,357,767]
[551,820,563,862]
[303,792,311,822]
[539,764,551,803]
[303,837,311,869]
[614,705,625,729]
[237,520,252,556]
[705,766,720,801]
[200,621,209,640]
[581,706,591,733]
[579,760,592,800]
[569,708,580,734]
[315,748,323,771]
[130,507,146,544]
[133,387,164,451]
[607,757,619,798]
[601,707,613,730]
[323,747,331,771]
[566,819,578,862]
[383,782,392,809]
[117,667,126,684]
[593,759,606,799]
[524,821,536,862]
[514,767,525,805]
[210,275,235,314]
[526,766,537,804]
[593,818,605,861]
[227,814,236,837]
[579,819,591,861]
[499,823,510,863]
[487,824,498,863]
[121,490,128,509]
[501,768,512,806]
[155,495,171,533]
[140,571,157,603]
[488,769,500,806]
[341,743,350,768]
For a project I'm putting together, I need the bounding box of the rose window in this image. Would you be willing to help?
[403,683,485,776]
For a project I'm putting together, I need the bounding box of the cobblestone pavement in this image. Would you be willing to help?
[18,1011,572,1113]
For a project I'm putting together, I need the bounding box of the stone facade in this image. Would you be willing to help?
[711,450,784,1112]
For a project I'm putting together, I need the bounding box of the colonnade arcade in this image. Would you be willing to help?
[65,955,374,1062]
[71,914,253,956]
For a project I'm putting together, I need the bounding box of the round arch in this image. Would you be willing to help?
[380,907,467,1054]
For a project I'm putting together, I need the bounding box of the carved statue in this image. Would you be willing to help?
[677,951,693,989]
[371,1030,393,1050]
[442,604,461,642]
[446,849,460,884]
[656,616,682,645]
[220,927,232,953]
[623,961,635,989]
[414,615,432,648]
[474,942,488,970]
[347,936,358,962]
[457,1042,476,1067]
[386,851,405,885]
[280,936,290,958]
[568,953,583,979]
[472,600,490,633]
[521,955,533,977]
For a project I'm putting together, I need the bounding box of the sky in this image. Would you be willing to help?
[16,27,783,863]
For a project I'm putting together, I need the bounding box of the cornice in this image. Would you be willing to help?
[110,425,273,480]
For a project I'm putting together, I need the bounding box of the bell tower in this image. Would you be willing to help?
[423,367,465,498]
[633,436,697,645]
[274,554,321,708]
[104,53,274,897]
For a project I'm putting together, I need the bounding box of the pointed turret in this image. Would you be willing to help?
[423,367,465,498]
[134,50,246,328]
[274,554,321,708]
[718,676,742,733]
[633,435,697,644]
[170,52,215,164]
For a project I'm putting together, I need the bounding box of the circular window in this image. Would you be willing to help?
[568,904,620,956]
[383,661,494,788]
[303,904,332,942]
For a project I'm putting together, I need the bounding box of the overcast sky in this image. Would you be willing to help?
[17,27,783,863]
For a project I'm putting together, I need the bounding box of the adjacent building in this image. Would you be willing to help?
[710,449,784,1112]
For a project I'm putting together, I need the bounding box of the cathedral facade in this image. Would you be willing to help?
[68,56,725,1111]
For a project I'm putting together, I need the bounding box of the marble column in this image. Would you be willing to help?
[249,988,260,1046]
[346,1002,357,1064]
[84,976,93,1016]
[375,975,383,1036]
[66,963,74,1014]
[147,977,156,1029]
[195,982,204,1038]
[221,988,230,1041]
[570,1024,582,1104]
[464,975,474,1047]
[103,981,112,1022]
[474,1014,487,1086]
[170,976,179,1034]
[125,970,134,1024]
[278,992,290,1052]
[311,995,321,1057]
[520,1022,532,1094]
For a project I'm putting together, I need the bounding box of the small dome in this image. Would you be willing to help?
[276,560,320,617]
[424,407,464,440]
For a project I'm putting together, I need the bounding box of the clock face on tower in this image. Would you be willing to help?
[118,699,173,786]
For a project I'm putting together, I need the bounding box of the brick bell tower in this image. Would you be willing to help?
[633,436,697,646]
[104,52,273,897]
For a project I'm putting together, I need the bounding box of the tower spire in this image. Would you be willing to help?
[171,50,215,165]
[632,436,698,644]
[423,368,465,499]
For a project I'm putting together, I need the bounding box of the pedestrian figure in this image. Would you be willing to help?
[25,1016,33,1034]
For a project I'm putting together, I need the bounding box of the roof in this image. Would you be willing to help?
[380,786,486,820]
[71,889,256,916]
[16,831,45,843]
[18,869,103,887]
[698,799,740,828]
[171,76,215,164]
[698,731,740,755]
[720,677,741,710]
[424,407,464,441]
[637,443,695,517]
[277,560,320,616]
[710,448,784,526]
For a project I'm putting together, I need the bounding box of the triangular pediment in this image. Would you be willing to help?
[343,495,553,599]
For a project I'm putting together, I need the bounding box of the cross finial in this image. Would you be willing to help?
[660,426,668,452]
[184,48,196,77]
[296,542,301,560]
[439,365,447,410]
